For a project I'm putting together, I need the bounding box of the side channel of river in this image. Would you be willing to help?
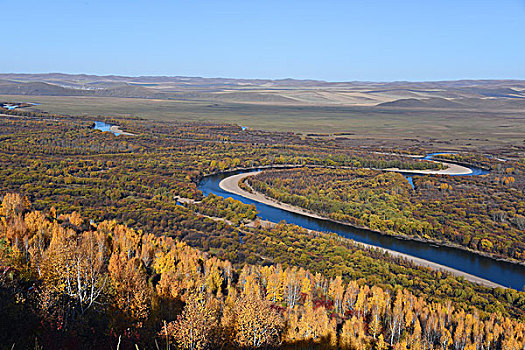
[93,121,121,135]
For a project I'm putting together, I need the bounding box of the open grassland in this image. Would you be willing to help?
[2,94,525,151]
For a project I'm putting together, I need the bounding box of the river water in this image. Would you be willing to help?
[93,121,121,136]
[402,153,490,189]
[198,158,524,290]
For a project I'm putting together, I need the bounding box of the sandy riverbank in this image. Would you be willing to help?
[373,151,473,175]
[384,161,472,175]
[219,171,503,288]
[110,125,135,136]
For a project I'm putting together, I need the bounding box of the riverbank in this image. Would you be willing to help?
[109,125,135,136]
[384,161,472,175]
[219,171,505,288]
[204,160,466,180]
[374,151,474,175]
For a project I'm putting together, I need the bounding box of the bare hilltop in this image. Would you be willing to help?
[1,73,525,108]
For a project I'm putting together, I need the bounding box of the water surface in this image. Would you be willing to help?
[93,121,121,136]
[198,161,525,290]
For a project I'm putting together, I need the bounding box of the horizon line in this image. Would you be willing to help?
[1,72,525,84]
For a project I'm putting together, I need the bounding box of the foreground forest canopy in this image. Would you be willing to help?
[0,106,524,348]
[1,195,524,349]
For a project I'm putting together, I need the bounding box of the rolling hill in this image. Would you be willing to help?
[1,73,525,108]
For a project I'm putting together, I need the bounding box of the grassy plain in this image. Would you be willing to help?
[2,94,524,151]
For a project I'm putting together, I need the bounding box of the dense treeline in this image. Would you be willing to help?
[0,113,524,309]
[185,193,258,225]
[247,167,525,262]
[233,221,525,318]
[1,194,524,349]
[0,113,450,264]
[5,145,514,318]
[1,110,525,348]
[168,195,525,319]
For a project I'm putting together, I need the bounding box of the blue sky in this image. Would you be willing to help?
[2,0,524,81]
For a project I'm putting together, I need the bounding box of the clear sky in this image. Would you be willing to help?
[2,0,525,81]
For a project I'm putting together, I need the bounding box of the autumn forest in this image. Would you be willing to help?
[0,106,524,349]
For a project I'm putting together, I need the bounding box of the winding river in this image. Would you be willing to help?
[198,155,525,290]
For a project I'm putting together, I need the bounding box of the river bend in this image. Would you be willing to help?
[198,156,524,290]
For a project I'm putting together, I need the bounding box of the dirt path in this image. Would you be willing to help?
[219,172,503,288]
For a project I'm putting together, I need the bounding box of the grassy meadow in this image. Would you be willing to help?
[2,94,524,150]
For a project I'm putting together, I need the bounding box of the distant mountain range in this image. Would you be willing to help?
[1,73,524,109]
